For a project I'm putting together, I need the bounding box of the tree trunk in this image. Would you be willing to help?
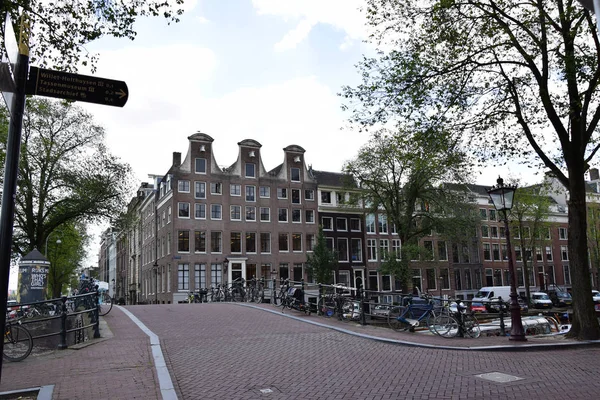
[566,173,600,340]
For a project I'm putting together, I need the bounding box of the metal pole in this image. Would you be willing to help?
[0,14,30,381]
[503,211,527,341]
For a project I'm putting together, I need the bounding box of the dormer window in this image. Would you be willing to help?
[291,167,300,182]
[245,162,256,178]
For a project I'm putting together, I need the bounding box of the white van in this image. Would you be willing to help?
[472,286,512,311]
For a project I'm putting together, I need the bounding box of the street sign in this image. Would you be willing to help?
[25,66,128,107]
[1,13,19,112]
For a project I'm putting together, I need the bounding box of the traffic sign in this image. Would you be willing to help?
[25,66,128,107]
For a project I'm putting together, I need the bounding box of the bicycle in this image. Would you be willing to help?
[318,285,359,322]
[247,278,264,303]
[3,318,33,362]
[273,280,290,307]
[78,278,113,316]
[387,295,439,332]
[430,300,480,338]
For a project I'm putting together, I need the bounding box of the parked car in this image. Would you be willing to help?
[548,290,572,307]
[371,304,392,320]
[592,290,600,304]
[530,292,553,309]
[470,302,487,313]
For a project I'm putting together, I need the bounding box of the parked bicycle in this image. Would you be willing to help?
[430,300,481,338]
[77,278,113,316]
[387,294,439,332]
[246,278,264,303]
[318,285,360,322]
[3,318,33,362]
[273,280,290,307]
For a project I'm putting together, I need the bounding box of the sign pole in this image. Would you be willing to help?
[0,14,30,381]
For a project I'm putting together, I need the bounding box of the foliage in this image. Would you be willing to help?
[342,0,600,340]
[306,225,338,286]
[46,221,88,298]
[510,182,553,302]
[1,0,184,72]
[0,98,136,257]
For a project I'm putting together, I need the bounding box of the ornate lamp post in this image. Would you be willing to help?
[487,177,527,341]
[153,261,159,304]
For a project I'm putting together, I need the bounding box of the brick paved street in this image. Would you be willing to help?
[129,303,600,400]
[1,303,600,400]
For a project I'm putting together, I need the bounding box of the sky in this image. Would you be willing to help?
[12,0,546,278]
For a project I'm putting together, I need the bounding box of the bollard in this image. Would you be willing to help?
[93,291,101,339]
[272,278,277,305]
[318,283,322,315]
[359,286,367,326]
[58,296,68,349]
[498,296,506,336]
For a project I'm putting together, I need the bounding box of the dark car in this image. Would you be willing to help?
[548,290,572,307]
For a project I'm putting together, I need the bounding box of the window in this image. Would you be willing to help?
[321,191,332,204]
[480,208,488,220]
[490,226,498,238]
[350,218,361,231]
[464,270,472,290]
[245,206,256,221]
[423,240,433,260]
[561,245,569,261]
[291,167,300,182]
[277,188,288,199]
[366,214,375,233]
[195,158,206,174]
[230,184,241,196]
[563,265,571,285]
[259,186,270,198]
[545,228,551,239]
[231,232,242,253]
[292,209,301,223]
[325,237,334,250]
[178,231,190,252]
[501,244,508,260]
[230,205,241,221]
[210,182,222,195]
[483,243,491,261]
[369,270,378,291]
[291,189,301,204]
[380,239,389,259]
[306,234,316,251]
[322,216,333,230]
[523,226,531,239]
[195,182,206,199]
[245,163,255,178]
[305,189,314,200]
[260,207,270,222]
[494,269,502,286]
[292,233,302,251]
[210,232,222,253]
[492,244,500,261]
[194,203,206,219]
[336,218,347,231]
[337,238,348,261]
[211,204,222,220]
[245,185,256,202]
[178,203,190,218]
[367,239,377,261]
[195,231,206,253]
[379,215,388,234]
[426,268,437,290]
[278,208,288,222]
[515,246,522,261]
[546,246,553,261]
[462,244,470,263]
[210,264,222,287]
[489,209,496,221]
[559,227,568,240]
[260,233,271,253]
[499,226,505,238]
[440,268,450,290]
[392,239,401,259]
[485,268,493,286]
[178,264,189,290]
[194,264,206,291]
[246,232,256,253]
[536,247,543,262]
[438,241,447,261]
[178,180,190,193]
[351,239,362,262]
[305,210,315,223]
[279,233,289,252]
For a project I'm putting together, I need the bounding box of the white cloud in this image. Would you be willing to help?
[274,19,316,51]
[252,0,367,50]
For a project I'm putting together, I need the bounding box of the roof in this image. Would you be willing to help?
[312,170,357,188]
[20,248,47,262]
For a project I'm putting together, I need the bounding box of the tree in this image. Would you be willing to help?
[510,183,553,302]
[0,98,135,257]
[343,127,479,293]
[306,225,338,286]
[588,202,600,290]
[46,221,88,298]
[342,0,600,340]
[1,0,184,72]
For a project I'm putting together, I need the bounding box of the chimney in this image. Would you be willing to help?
[173,152,181,167]
[590,168,599,181]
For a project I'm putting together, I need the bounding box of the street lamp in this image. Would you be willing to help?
[487,176,527,342]
[153,261,158,305]
[44,234,61,257]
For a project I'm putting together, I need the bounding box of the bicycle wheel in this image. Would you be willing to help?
[387,306,408,331]
[339,299,359,322]
[431,314,460,338]
[98,292,113,316]
[318,296,336,317]
[463,314,481,338]
[254,288,264,303]
[3,324,33,362]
